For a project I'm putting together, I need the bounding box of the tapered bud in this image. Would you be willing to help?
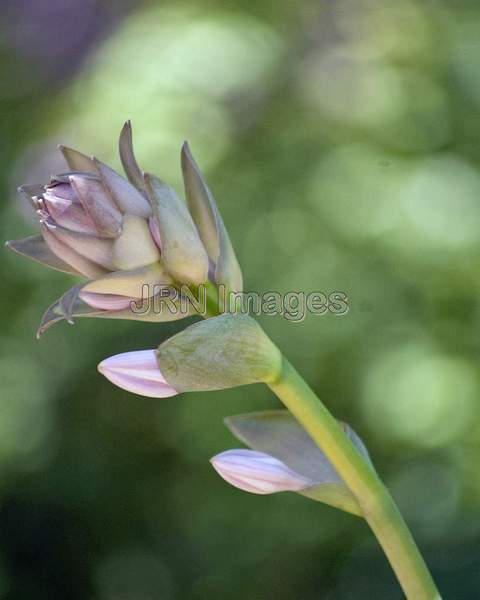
[97,350,177,398]
[157,314,282,393]
[220,410,374,516]
[210,449,313,494]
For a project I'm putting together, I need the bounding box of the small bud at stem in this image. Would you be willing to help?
[210,449,312,494]
[98,350,177,398]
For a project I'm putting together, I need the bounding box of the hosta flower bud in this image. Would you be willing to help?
[98,350,177,398]
[97,315,281,398]
[218,410,374,515]
[6,122,242,334]
[210,449,313,494]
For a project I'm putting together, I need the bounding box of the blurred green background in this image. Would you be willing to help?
[1,0,480,597]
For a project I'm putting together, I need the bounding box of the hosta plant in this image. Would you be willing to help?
[7,123,440,600]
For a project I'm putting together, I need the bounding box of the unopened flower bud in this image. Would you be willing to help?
[220,410,373,515]
[98,350,177,398]
[7,122,242,333]
[210,449,312,494]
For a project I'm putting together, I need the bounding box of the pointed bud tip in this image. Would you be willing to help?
[181,141,193,160]
[210,449,312,495]
[98,350,178,399]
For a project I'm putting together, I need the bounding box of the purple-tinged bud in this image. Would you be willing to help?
[210,449,313,494]
[8,121,238,332]
[97,350,177,398]
[41,183,98,235]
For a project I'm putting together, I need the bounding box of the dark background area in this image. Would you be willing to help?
[1,0,480,597]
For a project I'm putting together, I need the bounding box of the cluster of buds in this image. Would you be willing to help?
[7,122,242,335]
[7,125,372,516]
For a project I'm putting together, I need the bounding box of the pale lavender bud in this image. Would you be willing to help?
[97,350,177,398]
[41,183,98,235]
[210,449,313,495]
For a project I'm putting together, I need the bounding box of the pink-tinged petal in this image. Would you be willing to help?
[44,220,116,270]
[148,216,162,251]
[97,350,178,398]
[43,187,98,235]
[46,182,77,202]
[79,292,136,311]
[69,174,122,238]
[41,223,108,278]
[210,449,313,495]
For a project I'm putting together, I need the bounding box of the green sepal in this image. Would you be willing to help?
[81,262,172,297]
[181,142,243,293]
[157,314,282,392]
[37,283,193,337]
[58,145,98,173]
[119,120,145,191]
[144,173,209,286]
[6,235,83,276]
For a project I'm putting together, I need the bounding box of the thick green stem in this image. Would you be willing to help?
[268,358,440,600]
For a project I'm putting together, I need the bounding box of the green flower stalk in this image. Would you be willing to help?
[100,313,440,599]
[7,125,441,600]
